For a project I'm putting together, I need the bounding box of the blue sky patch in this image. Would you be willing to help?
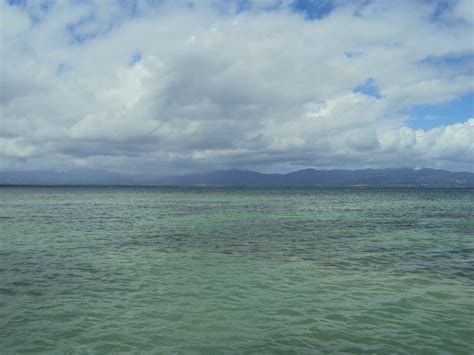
[407,91,474,130]
[291,0,334,19]
[7,0,26,5]
[420,53,474,68]
[130,52,142,66]
[353,77,382,99]
[66,12,103,44]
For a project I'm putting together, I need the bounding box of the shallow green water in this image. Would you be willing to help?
[0,187,473,353]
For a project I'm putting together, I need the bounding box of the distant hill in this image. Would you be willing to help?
[0,168,473,187]
[0,169,138,186]
[157,168,474,187]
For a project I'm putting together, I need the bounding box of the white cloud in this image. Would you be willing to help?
[452,0,474,24]
[416,118,474,160]
[0,0,473,174]
[0,137,34,159]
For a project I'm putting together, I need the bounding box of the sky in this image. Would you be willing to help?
[0,0,473,175]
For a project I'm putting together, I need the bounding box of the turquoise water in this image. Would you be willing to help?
[0,187,473,353]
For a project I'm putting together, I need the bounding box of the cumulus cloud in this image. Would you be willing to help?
[0,0,473,174]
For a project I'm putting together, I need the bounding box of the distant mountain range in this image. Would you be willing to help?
[1,168,473,187]
[0,169,136,186]
[158,168,474,187]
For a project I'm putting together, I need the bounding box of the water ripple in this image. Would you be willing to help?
[0,187,473,353]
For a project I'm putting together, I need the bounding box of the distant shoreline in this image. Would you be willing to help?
[1,184,473,189]
[1,168,473,187]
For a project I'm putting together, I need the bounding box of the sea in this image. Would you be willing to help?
[0,186,473,353]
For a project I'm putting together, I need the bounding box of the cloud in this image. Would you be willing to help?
[0,0,473,174]
[0,137,34,159]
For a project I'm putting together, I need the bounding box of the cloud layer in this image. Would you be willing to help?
[1,0,473,174]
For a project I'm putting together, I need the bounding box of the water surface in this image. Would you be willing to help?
[0,187,473,353]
